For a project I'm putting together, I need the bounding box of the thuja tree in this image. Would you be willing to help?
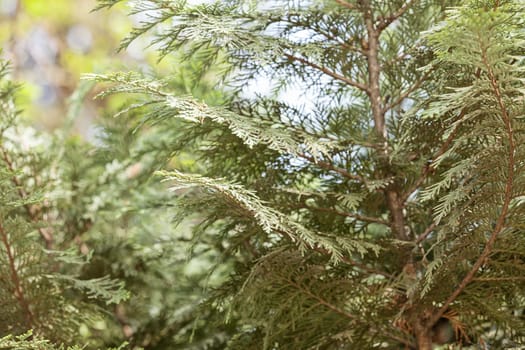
[0,54,234,348]
[0,59,132,348]
[91,0,525,349]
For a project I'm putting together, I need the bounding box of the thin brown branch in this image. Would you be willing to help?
[382,69,432,114]
[299,153,366,183]
[284,53,369,93]
[415,222,437,245]
[363,6,384,138]
[334,0,357,10]
[304,205,389,226]
[0,221,35,329]
[0,148,53,248]
[473,277,525,282]
[376,0,416,32]
[430,46,516,327]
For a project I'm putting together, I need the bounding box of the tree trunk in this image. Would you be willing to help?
[414,324,433,350]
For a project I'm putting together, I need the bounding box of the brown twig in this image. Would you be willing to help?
[0,221,35,330]
[376,0,416,32]
[303,205,389,226]
[0,148,54,248]
[284,53,369,93]
[361,1,409,242]
[382,69,433,114]
[363,6,385,139]
[334,0,357,10]
[415,222,437,245]
[299,153,367,183]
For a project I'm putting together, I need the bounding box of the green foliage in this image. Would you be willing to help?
[89,0,525,348]
[0,331,128,350]
[0,332,82,350]
[0,61,128,348]
[2,0,525,349]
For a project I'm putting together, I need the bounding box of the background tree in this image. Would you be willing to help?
[63,57,238,349]
[0,58,129,349]
[0,0,171,132]
[91,0,525,349]
[0,9,236,350]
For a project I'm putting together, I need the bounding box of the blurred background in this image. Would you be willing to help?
[0,0,166,135]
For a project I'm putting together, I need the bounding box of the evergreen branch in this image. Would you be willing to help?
[404,46,486,204]
[283,276,413,347]
[376,0,416,32]
[382,68,432,114]
[160,171,380,261]
[86,73,336,158]
[0,332,62,350]
[50,275,129,305]
[401,112,463,204]
[431,43,517,328]
[0,221,35,330]
[283,54,369,93]
[0,147,54,248]
[300,242,393,278]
